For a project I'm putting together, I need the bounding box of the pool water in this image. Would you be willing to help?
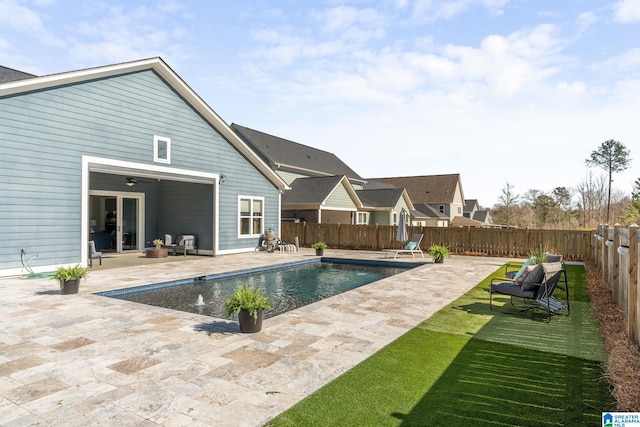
[102,259,415,319]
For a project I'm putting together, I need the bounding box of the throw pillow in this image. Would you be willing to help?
[518,264,544,291]
[512,257,535,281]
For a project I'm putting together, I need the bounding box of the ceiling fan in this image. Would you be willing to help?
[125,176,150,187]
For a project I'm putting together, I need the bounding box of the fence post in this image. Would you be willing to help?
[613,224,621,305]
[629,224,639,346]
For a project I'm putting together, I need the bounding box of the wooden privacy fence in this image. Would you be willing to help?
[593,224,640,349]
[280,222,593,259]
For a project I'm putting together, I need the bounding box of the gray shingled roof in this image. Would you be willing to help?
[413,203,448,218]
[282,175,347,205]
[367,174,462,204]
[362,179,397,190]
[473,210,490,223]
[0,65,36,83]
[356,188,404,208]
[232,124,364,182]
[464,199,478,213]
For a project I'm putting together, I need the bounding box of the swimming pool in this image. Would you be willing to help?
[98,258,420,319]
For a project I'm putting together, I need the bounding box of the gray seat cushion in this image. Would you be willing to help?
[491,282,537,299]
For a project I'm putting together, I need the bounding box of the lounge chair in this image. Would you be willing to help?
[504,253,564,279]
[385,234,425,259]
[88,240,102,267]
[489,261,569,322]
[172,234,196,257]
[164,234,178,252]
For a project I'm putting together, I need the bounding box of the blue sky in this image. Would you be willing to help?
[1,0,638,207]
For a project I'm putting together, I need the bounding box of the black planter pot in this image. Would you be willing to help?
[238,308,264,333]
[60,279,80,294]
[315,248,324,256]
[434,257,444,264]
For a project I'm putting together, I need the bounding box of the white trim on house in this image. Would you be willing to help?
[273,163,367,186]
[82,155,221,265]
[237,195,265,239]
[153,135,171,164]
[0,57,289,193]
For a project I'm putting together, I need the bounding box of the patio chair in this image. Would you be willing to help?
[504,253,564,279]
[173,234,196,257]
[88,240,102,267]
[489,261,569,322]
[385,234,425,259]
[164,234,178,252]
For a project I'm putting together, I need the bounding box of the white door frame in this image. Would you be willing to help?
[82,156,221,267]
[89,190,145,253]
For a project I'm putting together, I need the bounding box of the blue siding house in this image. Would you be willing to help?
[0,58,287,277]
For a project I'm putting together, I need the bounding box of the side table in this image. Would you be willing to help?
[146,248,168,258]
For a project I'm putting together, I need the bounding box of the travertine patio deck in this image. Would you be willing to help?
[0,249,505,426]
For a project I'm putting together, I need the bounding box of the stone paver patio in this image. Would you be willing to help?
[0,249,505,426]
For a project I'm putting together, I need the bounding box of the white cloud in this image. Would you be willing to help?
[66,5,191,67]
[591,48,640,72]
[614,0,640,23]
[576,11,598,33]
[411,0,510,21]
[0,0,64,46]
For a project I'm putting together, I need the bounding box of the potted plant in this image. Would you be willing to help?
[428,244,450,263]
[153,238,164,250]
[311,242,327,256]
[51,264,88,294]
[225,284,272,333]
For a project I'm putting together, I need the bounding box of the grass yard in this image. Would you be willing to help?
[266,263,615,426]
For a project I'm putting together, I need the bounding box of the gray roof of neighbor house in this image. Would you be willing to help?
[356,188,405,208]
[473,210,491,223]
[367,174,462,204]
[282,175,348,205]
[464,199,479,213]
[362,179,397,190]
[0,65,36,83]
[232,124,365,182]
[413,203,448,219]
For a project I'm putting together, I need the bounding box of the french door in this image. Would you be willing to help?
[89,191,144,253]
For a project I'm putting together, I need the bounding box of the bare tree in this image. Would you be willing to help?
[585,139,632,223]
[575,172,608,227]
[496,181,519,228]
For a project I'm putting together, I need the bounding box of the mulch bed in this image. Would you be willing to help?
[586,260,640,411]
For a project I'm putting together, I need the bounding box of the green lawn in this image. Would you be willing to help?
[267,264,615,426]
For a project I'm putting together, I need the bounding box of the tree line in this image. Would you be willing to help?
[492,139,638,230]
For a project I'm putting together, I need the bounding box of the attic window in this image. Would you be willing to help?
[154,135,171,164]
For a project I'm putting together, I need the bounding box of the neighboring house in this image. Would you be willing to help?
[0,57,287,277]
[368,174,465,222]
[233,124,366,224]
[450,216,486,227]
[463,199,494,226]
[280,175,362,224]
[356,188,414,226]
[412,203,450,227]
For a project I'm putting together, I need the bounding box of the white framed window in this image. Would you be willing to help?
[239,196,264,237]
[458,207,462,214]
[154,135,171,164]
[357,212,369,225]
[393,212,398,225]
